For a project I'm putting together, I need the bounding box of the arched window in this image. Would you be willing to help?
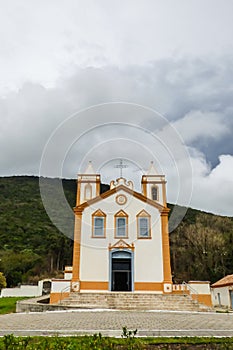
[84,183,92,200]
[92,209,106,238]
[115,210,128,238]
[151,186,158,201]
[137,210,151,238]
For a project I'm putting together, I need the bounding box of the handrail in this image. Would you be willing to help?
[59,283,71,304]
[182,281,199,302]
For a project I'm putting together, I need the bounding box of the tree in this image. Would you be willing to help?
[0,250,42,287]
[0,272,7,289]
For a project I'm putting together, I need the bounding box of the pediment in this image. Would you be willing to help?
[92,209,106,217]
[76,184,166,212]
[115,209,128,217]
[137,209,150,217]
[108,239,134,251]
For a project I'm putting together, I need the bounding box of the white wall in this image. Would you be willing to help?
[188,282,210,295]
[51,280,71,293]
[211,286,231,307]
[80,188,164,284]
[1,285,41,298]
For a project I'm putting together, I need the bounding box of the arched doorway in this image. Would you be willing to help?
[110,250,133,291]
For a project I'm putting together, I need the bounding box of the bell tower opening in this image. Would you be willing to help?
[141,161,167,207]
[76,161,101,205]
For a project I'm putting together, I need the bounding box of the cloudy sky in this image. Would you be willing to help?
[1,0,233,216]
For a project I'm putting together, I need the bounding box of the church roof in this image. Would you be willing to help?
[74,183,168,213]
[211,274,233,288]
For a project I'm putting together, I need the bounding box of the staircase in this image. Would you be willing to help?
[59,292,209,311]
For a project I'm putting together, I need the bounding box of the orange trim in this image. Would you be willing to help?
[134,282,163,291]
[115,209,128,216]
[72,211,82,283]
[75,185,165,212]
[109,239,134,251]
[80,281,108,290]
[161,209,172,284]
[78,180,97,183]
[116,194,127,205]
[136,210,151,239]
[74,207,85,214]
[78,173,101,177]
[141,176,147,197]
[50,292,69,304]
[162,182,167,207]
[96,179,100,197]
[191,294,212,307]
[76,181,81,206]
[92,209,106,238]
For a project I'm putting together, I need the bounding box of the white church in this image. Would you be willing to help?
[50,161,212,309]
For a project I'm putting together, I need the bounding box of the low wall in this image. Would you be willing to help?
[1,279,51,298]
[1,285,41,298]
[188,281,212,307]
[16,295,75,313]
[172,282,212,308]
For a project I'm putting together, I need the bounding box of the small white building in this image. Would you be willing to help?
[211,274,233,309]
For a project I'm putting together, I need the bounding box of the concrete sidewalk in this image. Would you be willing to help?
[0,310,233,337]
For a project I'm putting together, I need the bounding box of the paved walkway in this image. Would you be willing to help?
[0,310,233,337]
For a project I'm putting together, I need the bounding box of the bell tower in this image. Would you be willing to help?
[76,161,101,205]
[141,161,167,207]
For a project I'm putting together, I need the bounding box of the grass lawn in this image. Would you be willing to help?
[0,335,233,349]
[0,297,27,314]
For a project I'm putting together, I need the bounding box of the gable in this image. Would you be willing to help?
[211,274,233,288]
[74,184,166,213]
[109,239,135,251]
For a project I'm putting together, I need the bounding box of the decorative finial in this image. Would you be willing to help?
[84,160,95,174]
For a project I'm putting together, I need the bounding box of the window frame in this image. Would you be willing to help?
[92,209,106,238]
[137,210,151,239]
[151,185,158,201]
[114,210,128,239]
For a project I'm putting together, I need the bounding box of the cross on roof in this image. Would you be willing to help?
[114,159,128,178]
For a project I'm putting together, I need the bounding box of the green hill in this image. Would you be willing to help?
[0,176,232,287]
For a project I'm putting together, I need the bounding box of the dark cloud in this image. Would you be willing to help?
[0,56,233,215]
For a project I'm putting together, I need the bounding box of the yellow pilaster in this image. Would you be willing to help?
[160,208,172,284]
[72,209,82,283]
[76,180,81,205]
[96,177,100,197]
[141,176,147,197]
[162,182,167,207]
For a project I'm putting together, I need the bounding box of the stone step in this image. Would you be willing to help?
[58,292,205,311]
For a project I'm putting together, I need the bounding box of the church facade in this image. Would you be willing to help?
[50,161,212,308]
[71,161,172,294]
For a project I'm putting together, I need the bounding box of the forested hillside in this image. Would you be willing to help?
[0,176,232,287]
